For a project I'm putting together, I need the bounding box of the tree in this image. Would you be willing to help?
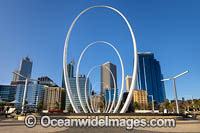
[5,99,12,102]
[169,102,176,113]
[37,102,43,113]
[148,102,152,110]
[85,104,89,112]
[164,99,170,109]
[183,101,190,111]
[197,99,200,110]
[54,102,59,110]
[128,102,134,112]
[67,104,73,113]
[133,102,140,110]
[0,103,5,112]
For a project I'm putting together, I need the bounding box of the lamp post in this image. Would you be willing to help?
[13,71,38,115]
[149,95,154,112]
[161,70,189,114]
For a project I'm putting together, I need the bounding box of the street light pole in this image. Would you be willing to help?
[149,95,154,112]
[21,78,28,114]
[13,71,39,115]
[161,70,189,114]
[172,79,179,114]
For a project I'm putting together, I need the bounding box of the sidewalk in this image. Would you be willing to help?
[0,118,200,133]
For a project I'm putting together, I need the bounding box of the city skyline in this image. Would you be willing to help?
[0,0,200,101]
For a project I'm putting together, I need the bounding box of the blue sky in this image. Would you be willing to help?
[0,0,200,100]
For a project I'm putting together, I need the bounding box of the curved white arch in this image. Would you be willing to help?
[77,41,122,113]
[103,91,108,113]
[63,5,138,113]
[90,88,95,113]
[84,64,117,113]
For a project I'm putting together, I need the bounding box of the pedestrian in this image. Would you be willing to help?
[5,107,10,118]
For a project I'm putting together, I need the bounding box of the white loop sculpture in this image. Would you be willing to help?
[77,41,123,113]
[85,65,117,113]
[63,5,138,113]
[90,88,95,113]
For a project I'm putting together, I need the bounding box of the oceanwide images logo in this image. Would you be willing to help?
[24,115,176,129]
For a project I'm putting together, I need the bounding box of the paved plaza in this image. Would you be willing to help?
[0,117,200,133]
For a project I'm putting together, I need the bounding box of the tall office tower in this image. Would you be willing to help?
[62,60,75,88]
[125,75,135,107]
[12,69,18,82]
[101,62,117,96]
[65,76,90,111]
[11,57,33,85]
[136,52,166,103]
[17,57,32,80]
[63,61,90,111]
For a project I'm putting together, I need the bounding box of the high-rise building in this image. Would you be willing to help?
[37,76,58,87]
[17,57,32,80]
[105,88,113,103]
[11,57,33,85]
[136,52,166,103]
[125,75,135,107]
[63,60,90,111]
[101,62,117,97]
[15,83,45,108]
[43,87,66,110]
[133,90,148,110]
[62,60,75,88]
[12,69,18,82]
[0,85,16,102]
[65,76,90,111]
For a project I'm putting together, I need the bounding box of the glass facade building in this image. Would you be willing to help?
[0,85,16,101]
[105,88,118,104]
[62,60,74,89]
[136,52,166,103]
[15,84,45,108]
[62,60,90,111]
[65,77,90,111]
